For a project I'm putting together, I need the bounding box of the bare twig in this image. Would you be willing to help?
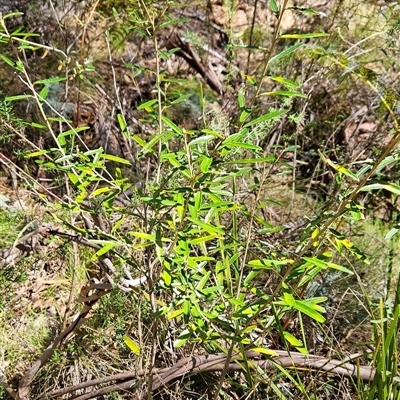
[166,32,224,95]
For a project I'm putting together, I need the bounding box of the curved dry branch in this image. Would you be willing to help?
[45,350,375,400]
[16,281,112,400]
[166,32,225,95]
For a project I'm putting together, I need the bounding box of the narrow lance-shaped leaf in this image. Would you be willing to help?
[360,182,400,196]
[243,109,288,128]
[259,90,307,98]
[269,43,303,64]
[280,32,329,39]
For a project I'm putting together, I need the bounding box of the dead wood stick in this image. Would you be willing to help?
[45,350,375,400]
[166,32,224,95]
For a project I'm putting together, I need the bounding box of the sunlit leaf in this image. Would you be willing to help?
[129,232,155,240]
[101,154,131,165]
[174,328,191,348]
[360,182,400,196]
[200,156,213,173]
[223,142,262,150]
[268,76,300,89]
[269,44,303,64]
[293,299,326,323]
[280,32,329,39]
[243,109,288,128]
[250,347,279,357]
[189,135,216,146]
[187,218,225,235]
[34,76,67,85]
[137,99,157,111]
[123,335,141,356]
[248,259,290,269]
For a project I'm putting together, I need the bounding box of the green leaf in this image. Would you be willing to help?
[162,263,172,286]
[196,271,211,291]
[0,55,15,68]
[5,94,33,101]
[243,109,287,128]
[269,0,279,17]
[238,88,246,108]
[360,182,400,196]
[162,116,183,135]
[162,153,183,168]
[58,126,88,139]
[91,243,117,260]
[101,154,131,165]
[224,155,275,164]
[385,225,400,240]
[117,113,127,132]
[47,117,69,123]
[137,99,158,111]
[3,12,24,20]
[293,299,326,323]
[25,150,48,158]
[283,331,303,347]
[200,129,224,138]
[200,286,224,295]
[91,187,112,197]
[187,235,217,245]
[167,308,185,320]
[259,90,307,98]
[244,270,261,286]
[200,156,213,173]
[280,32,329,39]
[183,300,191,317]
[170,93,192,105]
[141,134,163,154]
[222,129,247,144]
[239,109,252,122]
[132,134,146,148]
[224,142,262,151]
[248,259,289,269]
[329,228,369,263]
[174,328,191,348]
[129,232,156,240]
[187,218,225,235]
[29,122,46,129]
[319,150,359,181]
[39,86,50,100]
[302,256,353,275]
[283,292,296,307]
[269,44,303,64]
[189,135,217,146]
[268,76,300,89]
[34,76,67,85]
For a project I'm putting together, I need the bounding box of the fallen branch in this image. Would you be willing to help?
[166,32,224,95]
[45,350,375,399]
